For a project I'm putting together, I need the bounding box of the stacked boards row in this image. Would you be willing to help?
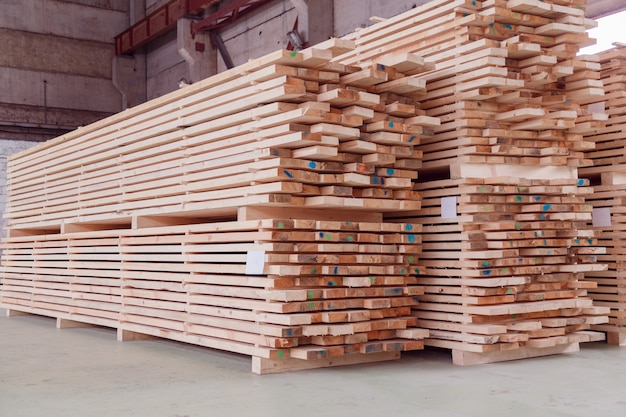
[392,177,607,364]
[580,46,626,345]
[1,42,435,373]
[1,218,427,374]
[333,0,611,363]
[6,43,436,231]
[336,0,601,171]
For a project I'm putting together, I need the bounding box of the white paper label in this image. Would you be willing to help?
[592,207,611,227]
[441,196,458,219]
[587,101,605,114]
[245,250,266,275]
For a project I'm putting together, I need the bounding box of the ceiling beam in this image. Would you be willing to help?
[586,0,626,18]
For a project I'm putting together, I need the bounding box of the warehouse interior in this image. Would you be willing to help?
[3,0,626,415]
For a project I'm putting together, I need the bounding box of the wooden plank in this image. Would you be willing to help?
[252,351,400,374]
[452,343,580,365]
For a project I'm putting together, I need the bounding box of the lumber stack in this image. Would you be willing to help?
[0,43,435,373]
[579,45,626,345]
[334,0,610,364]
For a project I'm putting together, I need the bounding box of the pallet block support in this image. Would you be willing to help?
[252,351,401,374]
[593,326,626,346]
[5,309,33,317]
[607,332,626,347]
[451,343,580,366]
[56,318,98,329]
[117,328,158,342]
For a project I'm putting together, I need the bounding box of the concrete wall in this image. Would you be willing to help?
[218,0,298,71]
[142,0,435,84]
[334,0,434,36]
[0,139,41,251]
[138,0,626,94]
[216,0,432,71]
[0,0,129,140]
[146,0,172,14]
[146,29,187,100]
[0,0,129,244]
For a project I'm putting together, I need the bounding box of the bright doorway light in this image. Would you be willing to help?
[580,10,626,55]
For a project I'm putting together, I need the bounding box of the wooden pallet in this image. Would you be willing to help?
[579,46,626,344]
[6,60,432,230]
[1,39,435,373]
[580,177,626,342]
[354,0,609,363]
[1,215,428,373]
[388,176,608,362]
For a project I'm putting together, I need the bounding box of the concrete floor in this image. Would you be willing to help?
[2,309,626,417]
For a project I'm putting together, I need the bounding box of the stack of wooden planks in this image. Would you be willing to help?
[334,0,610,364]
[579,45,626,345]
[1,0,616,370]
[0,41,435,373]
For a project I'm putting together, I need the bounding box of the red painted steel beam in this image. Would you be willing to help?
[115,0,221,55]
[191,0,275,34]
[188,0,221,14]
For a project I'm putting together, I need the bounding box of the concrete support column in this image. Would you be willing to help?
[177,18,216,84]
[112,0,148,109]
[112,55,147,109]
[130,0,146,23]
[289,0,334,47]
